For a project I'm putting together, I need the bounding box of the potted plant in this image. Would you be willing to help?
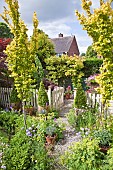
[85,74,99,93]
[38,81,49,113]
[93,129,112,153]
[10,86,21,111]
[64,86,72,99]
[45,126,57,145]
[24,105,35,116]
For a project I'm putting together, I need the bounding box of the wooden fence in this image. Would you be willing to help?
[74,88,113,114]
[86,92,113,114]
[0,86,64,110]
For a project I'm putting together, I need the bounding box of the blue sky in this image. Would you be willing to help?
[0,0,101,54]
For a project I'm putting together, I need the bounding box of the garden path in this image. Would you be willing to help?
[54,99,81,154]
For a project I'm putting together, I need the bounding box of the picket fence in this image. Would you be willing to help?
[86,92,113,114]
[74,89,113,114]
[0,86,64,110]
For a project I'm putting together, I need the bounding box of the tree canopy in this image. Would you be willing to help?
[0,22,13,38]
[85,45,97,58]
[36,29,55,69]
[0,0,39,103]
[0,38,12,87]
[80,53,86,57]
[76,0,113,105]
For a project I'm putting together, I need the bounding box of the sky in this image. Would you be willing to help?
[0,0,100,54]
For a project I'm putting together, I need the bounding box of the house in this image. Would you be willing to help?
[51,33,80,56]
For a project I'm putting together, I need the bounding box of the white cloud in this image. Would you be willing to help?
[76,34,92,54]
[92,0,100,9]
[0,0,94,54]
[39,20,71,38]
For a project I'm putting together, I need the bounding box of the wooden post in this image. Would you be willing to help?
[74,88,77,99]
[48,86,52,108]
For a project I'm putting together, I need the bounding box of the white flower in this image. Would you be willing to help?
[1,165,6,169]
[80,127,84,131]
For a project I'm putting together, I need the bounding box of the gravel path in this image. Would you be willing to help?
[54,99,81,154]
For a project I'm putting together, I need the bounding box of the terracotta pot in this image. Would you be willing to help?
[45,134,57,145]
[65,94,70,99]
[24,107,34,116]
[100,146,110,154]
[38,105,50,113]
[11,102,21,111]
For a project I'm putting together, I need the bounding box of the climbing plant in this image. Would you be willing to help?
[76,0,113,106]
[45,54,84,87]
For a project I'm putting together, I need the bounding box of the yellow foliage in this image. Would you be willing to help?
[76,0,113,105]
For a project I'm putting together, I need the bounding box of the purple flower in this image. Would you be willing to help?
[26,131,32,137]
[1,165,6,169]
[9,106,13,110]
[54,118,57,121]
[26,129,29,133]
[5,108,9,112]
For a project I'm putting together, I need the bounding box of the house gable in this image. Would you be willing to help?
[68,36,80,56]
[51,34,80,56]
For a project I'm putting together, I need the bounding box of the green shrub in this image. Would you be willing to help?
[93,129,112,147]
[0,110,18,140]
[3,128,49,170]
[104,147,113,170]
[76,110,96,131]
[67,107,97,131]
[74,82,87,109]
[82,58,103,77]
[60,137,104,170]
[38,81,49,107]
[10,86,21,103]
[66,109,76,128]
[48,109,59,118]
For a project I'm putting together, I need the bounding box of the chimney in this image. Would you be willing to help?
[58,33,63,37]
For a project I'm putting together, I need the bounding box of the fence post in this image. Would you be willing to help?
[74,88,77,99]
[48,86,52,108]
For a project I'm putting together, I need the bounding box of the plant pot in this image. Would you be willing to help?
[24,107,34,116]
[65,94,70,99]
[11,102,21,111]
[45,134,57,145]
[100,146,110,154]
[38,105,49,114]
